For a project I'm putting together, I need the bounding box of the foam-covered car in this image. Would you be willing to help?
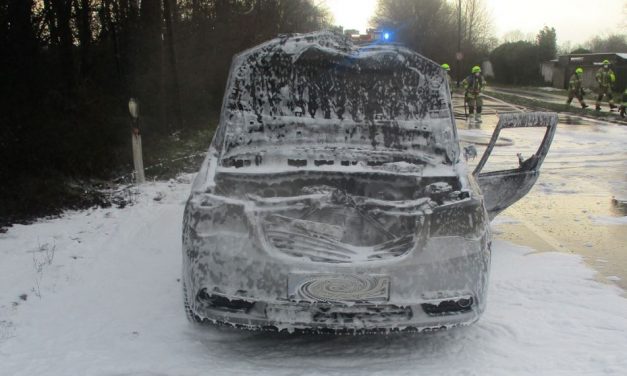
[181,32,557,333]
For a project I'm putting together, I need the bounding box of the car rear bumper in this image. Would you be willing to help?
[188,289,482,334]
[183,235,490,333]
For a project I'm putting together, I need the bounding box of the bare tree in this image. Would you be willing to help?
[373,0,457,62]
[1,0,333,228]
[501,29,535,43]
[373,0,494,74]
[50,0,74,91]
[461,0,492,48]
[586,34,627,53]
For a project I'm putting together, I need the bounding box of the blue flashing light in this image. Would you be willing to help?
[383,32,390,41]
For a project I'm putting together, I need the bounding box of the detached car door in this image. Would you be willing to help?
[473,112,558,220]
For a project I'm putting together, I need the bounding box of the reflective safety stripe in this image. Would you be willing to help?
[462,75,484,94]
[569,74,583,90]
[596,68,616,86]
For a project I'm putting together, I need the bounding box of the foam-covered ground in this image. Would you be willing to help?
[1,178,626,376]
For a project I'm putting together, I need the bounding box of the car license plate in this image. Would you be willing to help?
[288,273,390,303]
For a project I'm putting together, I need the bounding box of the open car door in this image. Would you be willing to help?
[473,112,558,220]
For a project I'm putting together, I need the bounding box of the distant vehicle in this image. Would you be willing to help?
[181,32,557,333]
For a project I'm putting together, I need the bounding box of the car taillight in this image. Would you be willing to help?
[186,194,249,237]
[429,199,486,238]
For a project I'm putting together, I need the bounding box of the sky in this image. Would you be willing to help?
[485,0,626,45]
[323,0,378,34]
[323,0,626,46]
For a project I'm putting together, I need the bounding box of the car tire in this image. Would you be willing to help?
[182,281,203,324]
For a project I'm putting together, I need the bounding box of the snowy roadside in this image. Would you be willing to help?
[1,176,627,376]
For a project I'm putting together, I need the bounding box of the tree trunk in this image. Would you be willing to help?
[6,0,38,88]
[51,0,74,92]
[42,0,60,46]
[139,0,164,130]
[101,0,123,80]
[118,0,129,21]
[163,0,183,129]
[74,0,92,79]
[192,0,200,25]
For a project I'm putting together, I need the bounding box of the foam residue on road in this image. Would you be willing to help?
[1,177,626,376]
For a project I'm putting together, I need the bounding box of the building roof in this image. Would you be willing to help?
[559,52,627,60]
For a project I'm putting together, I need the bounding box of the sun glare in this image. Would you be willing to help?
[324,0,379,34]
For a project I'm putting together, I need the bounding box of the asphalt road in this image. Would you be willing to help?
[452,93,627,291]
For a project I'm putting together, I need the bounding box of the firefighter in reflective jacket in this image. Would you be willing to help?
[595,59,617,111]
[619,88,627,118]
[442,63,453,94]
[462,65,486,122]
[566,67,588,109]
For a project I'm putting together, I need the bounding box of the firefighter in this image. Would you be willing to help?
[566,67,588,109]
[442,63,453,94]
[619,88,627,118]
[462,65,486,122]
[595,59,617,111]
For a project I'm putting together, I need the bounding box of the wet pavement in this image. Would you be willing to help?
[488,86,570,105]
[485,86,627,124]
[453,94,627,291]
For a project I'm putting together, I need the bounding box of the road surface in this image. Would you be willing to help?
[453,92,627,290]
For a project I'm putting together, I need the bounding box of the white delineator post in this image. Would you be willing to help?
[128,98,145,184]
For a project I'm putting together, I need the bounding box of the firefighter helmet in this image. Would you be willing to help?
[576,67,583,74]
[471,65,481,73]
[442,63,450,71]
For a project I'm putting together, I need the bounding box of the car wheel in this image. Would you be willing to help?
[182,281,203,324]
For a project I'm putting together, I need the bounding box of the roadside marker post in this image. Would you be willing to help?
[128,98,146,184]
